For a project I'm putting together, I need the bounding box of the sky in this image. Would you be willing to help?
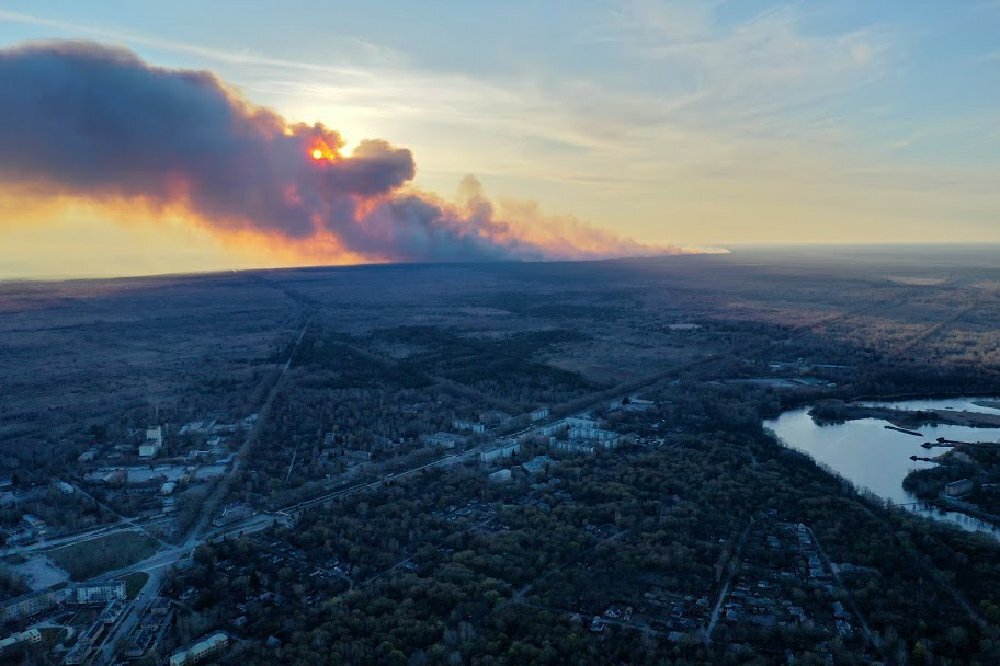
[1,1,998,278]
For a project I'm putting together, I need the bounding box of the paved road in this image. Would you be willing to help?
[704,518,753,643]
[91,314,314,665]
[805,525,883,655]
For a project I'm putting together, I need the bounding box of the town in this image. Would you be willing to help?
[2,249,1000,664]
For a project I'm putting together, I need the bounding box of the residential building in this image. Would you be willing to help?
[488,469,512,483]
[539,420,568,437]
[422,432,467,449]
[0,589,60,623]
[479,410,512,426]
[480,443,520,463]
[0,629,42,654]
[20,514,47,537]
[452,419,485,434]
[552,440,596,455]
[530,407,550,421]
[522,456,554,476]
[169,632,229,666]
[67,581,126,606]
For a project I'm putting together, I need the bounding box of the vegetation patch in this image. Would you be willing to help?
[120,570,150,598]
[47,531,158,581]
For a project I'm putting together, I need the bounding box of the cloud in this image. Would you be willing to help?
[0,40,685,264]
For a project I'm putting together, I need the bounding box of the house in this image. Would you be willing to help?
[139,425,163,458]
[67,581,126,606]
[169,632,229,666]
[530,407,550,421]
[57,481,75,494]
[78,449,98,462]
[452,420,485,434]
[945,478,974,497]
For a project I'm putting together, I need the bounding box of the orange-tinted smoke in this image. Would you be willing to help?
[0,40,688,264]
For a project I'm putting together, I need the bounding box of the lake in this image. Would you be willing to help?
[765,397,1000,538]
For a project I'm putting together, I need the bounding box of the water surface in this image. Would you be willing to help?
[765,398,1000,538]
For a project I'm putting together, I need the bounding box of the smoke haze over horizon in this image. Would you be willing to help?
[0,40,688,272]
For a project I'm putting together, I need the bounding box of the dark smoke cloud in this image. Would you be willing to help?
[0,40,674,262]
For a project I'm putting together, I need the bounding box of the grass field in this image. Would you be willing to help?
[120,571,150,598]
[47,531,158,581]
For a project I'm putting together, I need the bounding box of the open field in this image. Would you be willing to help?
[46,531,159,581]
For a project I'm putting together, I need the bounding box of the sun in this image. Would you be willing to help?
[311,148,324,160]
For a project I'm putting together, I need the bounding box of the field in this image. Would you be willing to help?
[46,531,158,581]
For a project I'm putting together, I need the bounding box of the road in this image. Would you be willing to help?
[83,311,732,663]
[704,517,753,643]
[183,313,312,550]
[277,450,474,515]
[805,525,883,657]
[92,313,314,664]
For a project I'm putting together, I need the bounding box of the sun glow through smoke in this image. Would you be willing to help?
[0,41,693,265]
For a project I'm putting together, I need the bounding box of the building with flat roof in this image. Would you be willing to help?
[67,581,125,606]
[488,469,512,484]
[0,589,61,623]
[0,628,42,654]
[452,419,485,434]
[522,456,554,476]
[480,443,520,463]
[169,632,229,666]
[422,432,468,449]
[479,410,513,426]
[139,425,163,458]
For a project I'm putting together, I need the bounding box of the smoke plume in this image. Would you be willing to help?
[0,41,681,263]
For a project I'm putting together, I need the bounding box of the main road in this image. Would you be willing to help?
[94,313,313,664]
